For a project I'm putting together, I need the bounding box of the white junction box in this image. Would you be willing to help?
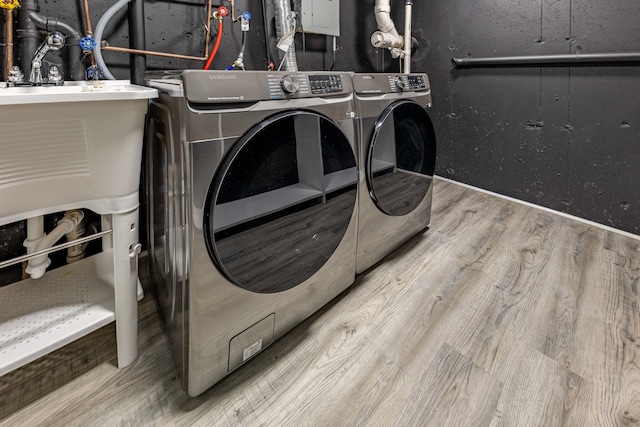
[301,0,340,37]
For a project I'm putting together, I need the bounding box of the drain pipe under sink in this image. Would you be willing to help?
[24,216,46,277]
[25,210,85,279]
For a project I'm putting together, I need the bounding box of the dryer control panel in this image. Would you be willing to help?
[392,75,427,92]
[351,73,431,95]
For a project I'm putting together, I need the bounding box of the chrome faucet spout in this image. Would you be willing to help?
[29,31,65,85]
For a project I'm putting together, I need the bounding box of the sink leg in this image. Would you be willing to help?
[111,208,141,368]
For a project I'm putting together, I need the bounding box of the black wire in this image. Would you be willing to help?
[260,0,273,69]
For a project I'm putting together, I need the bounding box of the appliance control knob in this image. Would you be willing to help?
[394,76,407,91]
[281,75,300,94]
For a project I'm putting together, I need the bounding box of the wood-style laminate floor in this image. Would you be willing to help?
[1,178,639,426]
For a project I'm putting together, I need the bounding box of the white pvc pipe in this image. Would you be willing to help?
[94,0,131,80]
[27,211,84,279]
[374,0,401,41]
[371,0,403,58]
[403,1,413,74]
[24,216,48,279]
[25,217,45,254]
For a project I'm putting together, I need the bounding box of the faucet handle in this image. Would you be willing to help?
[48,66,64,86]
[7,65,24,84]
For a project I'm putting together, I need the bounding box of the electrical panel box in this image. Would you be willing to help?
[301,0,340,37]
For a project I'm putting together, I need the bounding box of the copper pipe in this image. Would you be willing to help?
[79,0,96,66]
[82,0,93,35]
[229,0,237,22]
[5,9,13,77]
[204,0,213,57]
[101,45,207,61]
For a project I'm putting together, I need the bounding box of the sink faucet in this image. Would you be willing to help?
[29,31,65,85]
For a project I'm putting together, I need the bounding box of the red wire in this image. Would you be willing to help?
[204,20,223,70]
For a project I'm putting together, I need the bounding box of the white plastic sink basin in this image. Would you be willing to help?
[0,80,157,105]
[0,80,158,225]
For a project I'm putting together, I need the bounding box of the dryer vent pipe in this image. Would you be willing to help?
[273,0,298,71]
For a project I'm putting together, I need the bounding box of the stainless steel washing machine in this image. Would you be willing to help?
[145,70,357,396]
[352,73,436,274]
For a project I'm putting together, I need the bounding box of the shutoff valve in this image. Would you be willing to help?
[79,37,97,52]
[214,6,229,20]
[241,11,251,31]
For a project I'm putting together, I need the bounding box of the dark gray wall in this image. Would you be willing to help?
[7,0,640,238]
[414,0,640,235]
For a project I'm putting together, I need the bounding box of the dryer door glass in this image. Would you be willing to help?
[366,100,436,216]
[204,110,357,293]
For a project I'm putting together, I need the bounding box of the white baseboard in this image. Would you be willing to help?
[435,176,640,242]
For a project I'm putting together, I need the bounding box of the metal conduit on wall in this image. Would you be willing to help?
[452,52,640,68]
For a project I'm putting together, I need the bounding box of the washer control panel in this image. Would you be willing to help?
[265,73,349,99]
[309,74,344,94]
[180,70,353,104]
[280,75,301,94]
[267,74,309,98]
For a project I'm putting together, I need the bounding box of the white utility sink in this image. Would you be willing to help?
[0,80,157,226]
[0,80,157,376]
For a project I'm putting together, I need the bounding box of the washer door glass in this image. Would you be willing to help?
[204,110,357,293]
[367,100,437,216]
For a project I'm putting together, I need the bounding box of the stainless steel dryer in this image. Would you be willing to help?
[145,70,357,396]
[352,73,437,274]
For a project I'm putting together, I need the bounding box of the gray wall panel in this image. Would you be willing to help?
[537,67,572,211]
[568,66,640,230]
[572,0,640,51]
[416,0,639,234]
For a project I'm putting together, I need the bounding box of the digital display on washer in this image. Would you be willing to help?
[309,75,343,94]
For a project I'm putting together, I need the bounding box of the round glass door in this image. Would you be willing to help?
[204,110,357,293]
[367,100,436,216]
